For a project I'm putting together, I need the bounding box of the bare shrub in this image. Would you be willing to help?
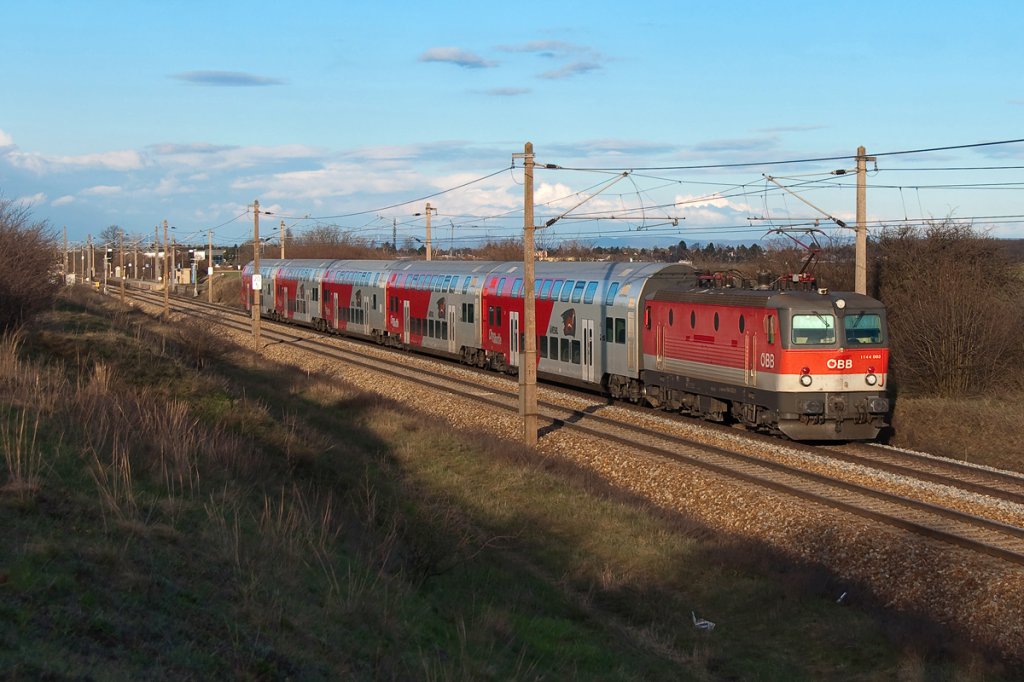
[172,314,232,369]
[0,196,61,330]
[875,221,1024,396]
[213,272,243,306]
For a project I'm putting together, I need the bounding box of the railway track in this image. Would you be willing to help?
[123,286,1024,567]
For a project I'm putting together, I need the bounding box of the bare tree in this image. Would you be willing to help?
[0,196,60,330]
[875,221,1024,396]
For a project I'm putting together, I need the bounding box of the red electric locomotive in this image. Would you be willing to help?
[641,274,889,440]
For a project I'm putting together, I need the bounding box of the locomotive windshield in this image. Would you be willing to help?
[791,314,836,345]
[842,312,883,345]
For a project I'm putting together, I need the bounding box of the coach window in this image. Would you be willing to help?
[495,307,503,325]
[571,281,586,303]
[583,281,598,304]
[615,318,626,344]
[539,336,548,358]
[467,303,475,323]
[571,340,581,364]
[450,276,459,292]
[488,306,495,326]
[604,317,613,341]
[541,279,553,299]
[550,280,564,300]
[767,315,776,344]
[497,277,507,295]
[561,280,575,302]
[443,275,453,292]
[442,321,448,340]
[560,338,571,363]
[511,278,523,297]
[605,282,620,304]
[433,275,444,291]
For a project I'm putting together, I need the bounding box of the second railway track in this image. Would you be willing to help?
[124,285,1024,567]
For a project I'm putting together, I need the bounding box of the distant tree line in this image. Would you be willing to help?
[5,192,1024,399]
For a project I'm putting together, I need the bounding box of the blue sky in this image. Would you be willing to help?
[2,0,1022,249]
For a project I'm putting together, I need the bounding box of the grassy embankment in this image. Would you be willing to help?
[0,287,1016,680]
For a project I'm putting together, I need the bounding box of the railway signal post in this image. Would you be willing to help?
[208,230,214,304]
[163,221,170,318]
[252,199,262,348]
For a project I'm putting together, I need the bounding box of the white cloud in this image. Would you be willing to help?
[419,47,497,69]
[675,193,752,213]
[154,143,322,170]
[233,162,418,200]
[53,195,75,206]
[0,128,13,147]
[9,149,144,173]
[82,185,123,196]
[16,192,46,206]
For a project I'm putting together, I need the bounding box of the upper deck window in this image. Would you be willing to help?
[843,312,883,345]
[791,314,836,345]
[570,281,586,303]
[605,282,620,304]
[560,280,575,302]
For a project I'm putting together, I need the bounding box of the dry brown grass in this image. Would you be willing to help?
[890,393,1024,471]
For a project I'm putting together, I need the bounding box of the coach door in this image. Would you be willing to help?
[744,332,757,386]
[403,300,410,344]
[626,310,637,371]
[363,296,371,334]
[656,322,665,370]
[332,292,339,330]
[447,305,457,353]
[509,311,520,368]
[582,318,595,382]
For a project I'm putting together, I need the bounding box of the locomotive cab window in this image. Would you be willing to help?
[843,312,883,345]
[791,314,836,345]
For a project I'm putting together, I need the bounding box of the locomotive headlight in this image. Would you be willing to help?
[799,374,813,387]
[835,298,846,310]
[865,373,878,386]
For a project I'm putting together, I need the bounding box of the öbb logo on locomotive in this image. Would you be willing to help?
[242,258,891,442]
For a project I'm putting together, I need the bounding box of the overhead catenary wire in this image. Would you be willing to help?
[178,136,1024,247]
